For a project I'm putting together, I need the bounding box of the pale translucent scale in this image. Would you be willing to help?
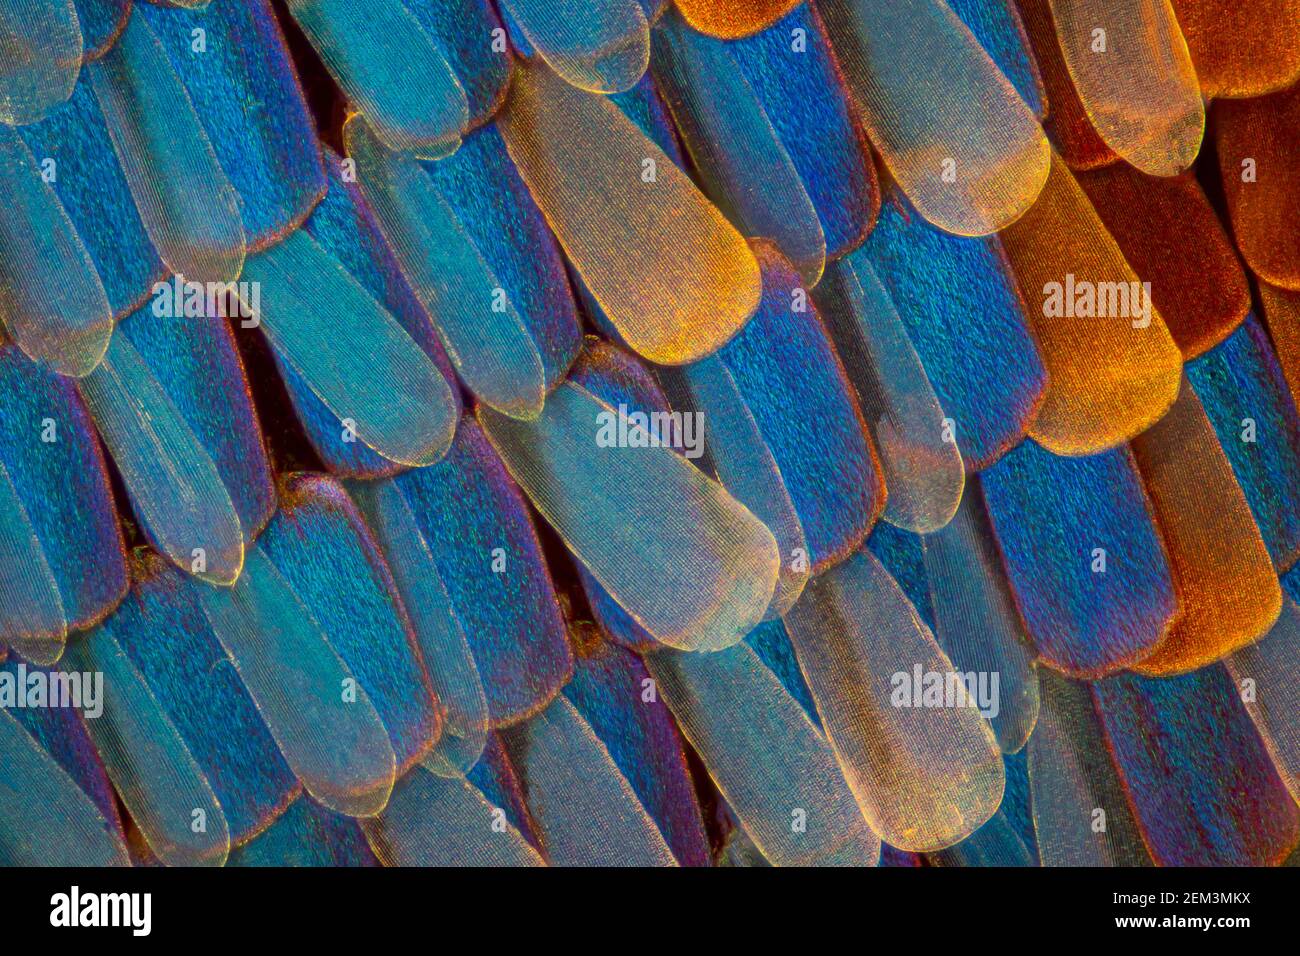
[198,545,397,818]
[478,381,779,652]
[77,332,244,585]
[783,547,1005,852]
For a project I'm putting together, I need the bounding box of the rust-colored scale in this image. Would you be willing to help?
[1000,155,1182,455]
[1077,165,1251,359]
[673,0,802,39]
[1261,282,1300,407]
[1129,379,1282,677]
[1014,0,1118,170]
[1170,0,1300,99]
[1215,82,1300,291]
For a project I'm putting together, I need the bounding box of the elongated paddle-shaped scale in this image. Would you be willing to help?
[478,381,778,652]
[1228,596,1300,803]
[284,0,468,156]
[242,230,457,467]
[673,357,809,619]
[922,482,1039,753]
[818,250,964,533]
[784,547,1005,851]
[1170,0,1300,99]
[1129,378,1280,676]
[88,7,245,283]
[646,643,880,866]
[1027,667,1152,866]
[0,0,82,125]
[498,62,761,365]
[1001,155,1182,454]
[673,0,799,39]
[498,0,650,94]
[352,480,488,776]
[77,332,244,586]
[818,0,1050,236]
[0,125,112,376]
[502,697,676,866]
[0,464,65,665]
[65,625,231,866]
[1046,0,1203,176]
[198,546,397,818]
[652,11,826,284]
[363,768,544,866]
[0,706,128,867]
[343,116,546,419]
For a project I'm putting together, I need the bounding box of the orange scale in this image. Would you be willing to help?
[1129,378,1282,677]
[673,0,802,40]
[1077,164,1250,359]
[1215,83,1300,292]
[1170,0,1300,99]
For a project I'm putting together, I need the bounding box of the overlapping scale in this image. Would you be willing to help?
[497,61,761,365]
[563,634,712,866]
[401,0,513,132]
[283,0,469,156]
[3,0,1299,873]
[817,248,964,534]
[1093,665,1300,866]
[862,189,1047,469]
[198,545,398,818]
[88,6,246,283]
[1042,0,1203,176]
[0,346,127,642]
[1077,164,1250,359]
[672,0,800,39]
[72,0,130,59]
[290,149,459,476]
[391,416,573,726]
[241,229,458,468]
[65,622,231,866]
[1027,667,1152,866]
[102,550,298,845]
[497,0,650,94]
[231,796,378,867]
[948,0,1046,117]
[257,474,444,774]
[982,439,1176,676]
[1001,154,1182,454]
[343,115,551,419]
[350,480,487,777]
[645,642,881,866]
[0,123,113,376]
[1170,0,1300,99]
[784,546,1005,851]
[0,705,128,867]
[1129,377,1280,676]
[77,331,245,586]
[1214,81,1300,291]
[16,77,164,318]
[361,768,543,867]
[703,247,882,570]
[136,0,326,249]
[668,355,811,618]
[652,9,826,284]
[1228,589,1300,802]
[818,0,1050,236]
[1015,0,1116,169]
[1187,315,1300,570]
[922,483,1040,754]
[0,0,83,126]
[479,375,779,653]
[501,696,676,866]
[725,1,880,259]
